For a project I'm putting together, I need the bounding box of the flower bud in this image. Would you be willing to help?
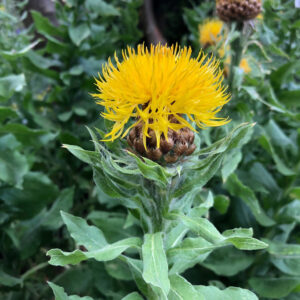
[216,0,262,22]
[127,120,196,163]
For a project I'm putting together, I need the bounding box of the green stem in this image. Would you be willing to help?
[148,181,169,233]
[21,262,49,282]
[228,22,245,92]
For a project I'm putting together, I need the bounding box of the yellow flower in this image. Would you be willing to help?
[199,19,224,47]
[223,57,251,76]
[239,58,251,73]
[92,44,230,148]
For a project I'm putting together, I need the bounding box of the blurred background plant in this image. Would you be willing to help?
[0,0,299,299]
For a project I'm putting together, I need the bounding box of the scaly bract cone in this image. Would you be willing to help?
[127,117,196,163]
[216,0,262,22]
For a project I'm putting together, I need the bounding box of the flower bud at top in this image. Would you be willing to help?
[216,0,262,22]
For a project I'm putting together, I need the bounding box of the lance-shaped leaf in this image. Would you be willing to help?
[48,282,94,300]
[174,212,224,243]
[170,211,267,252]
[196,285,258,300]
[0,270,22,287]
[225,174,275,227]
[169,274,204,300]
[122,256,158,299]
[0,40,41,60]
[259,133,295,176]
[128,152,172,187]
[142,233,170,299]
[47,237,141,266]
[174,123,254,198]
[249,277,300,299]
[61,211,107,250]
[201,247,255,277]
[168,237,215,274]
[265,239,300,276]
[222,228,268,251]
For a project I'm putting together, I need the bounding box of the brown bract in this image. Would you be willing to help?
[127,117,196,164]
[216,0,262,22]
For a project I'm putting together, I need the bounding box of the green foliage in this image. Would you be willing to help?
[48,123,267,299]
[0,0,142,299]
[0,0,300,299]
[181,0,300,299]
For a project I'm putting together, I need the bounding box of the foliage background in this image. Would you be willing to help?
[0,0,299,299]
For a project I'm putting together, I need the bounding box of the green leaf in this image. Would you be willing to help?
[278,90,300,108]
[85,0,120,16]
[270,61,300,90]
[176,213,224,243]
[0,172,58,219]
[195,285,258,300]
[0,134,29,188]
[63,144,98,165]
[0,106,18,122]
[0,123,57,147]
[121,292,144,300]
[60,212,107,251]
[26,50,62,70]
[43,188,74,230]
[225,237,267,250]
[169,274,204,300]
[201,247,254,276]
[0,40,40,60]
[277,200,300,223]
[69,24,90,46]
[249,277,300,299]
[221,149,242,181]
[176,123,254,198]
[165,223,188,250]
[142,233,170,298]
[31,10,66,38]
[223,228,268,250]
[242,86,286,113]
[48,282,94,300]
[0,270,22,287]
[225,174,275,226]
[128,152,171,187]
[47,237,141,266]
[168,237,214,274]
[0,74,26,100]
[123,256,157,299]
[171,212,267,251]
[266,240,300,276]
[105,259,132,281]
[47,249,87,266]
[214,195,230,214]
[88,211,138,243]
[259,134,295,176]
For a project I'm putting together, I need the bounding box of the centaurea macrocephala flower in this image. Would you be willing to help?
[92,44,230,155]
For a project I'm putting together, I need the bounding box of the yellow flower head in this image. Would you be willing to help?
[199,19,224,47]
[92,44,230,148]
